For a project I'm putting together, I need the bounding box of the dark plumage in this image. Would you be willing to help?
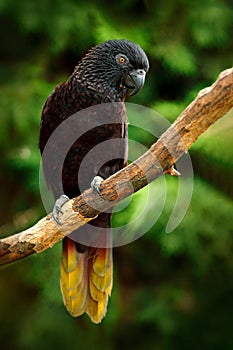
[39,39,149,323]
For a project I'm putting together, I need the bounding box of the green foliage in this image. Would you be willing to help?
[192,110,233,166]
[189,0,233,48]
[150,178,233,270]
[0,0,233,349]
[155,41,197,76]
[151,100,186,123]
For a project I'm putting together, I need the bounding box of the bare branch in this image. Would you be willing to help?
[1,68,233,266]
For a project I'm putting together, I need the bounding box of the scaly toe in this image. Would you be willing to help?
[52,194,70,225]
[91,176,104,194]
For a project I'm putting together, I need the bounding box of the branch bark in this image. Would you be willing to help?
[1,68,233,266]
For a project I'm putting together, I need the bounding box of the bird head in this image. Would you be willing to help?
[77,39,149,98]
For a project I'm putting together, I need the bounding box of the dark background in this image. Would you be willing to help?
[0,1,233,349]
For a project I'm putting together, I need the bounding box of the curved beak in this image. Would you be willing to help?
[124,69,146,96]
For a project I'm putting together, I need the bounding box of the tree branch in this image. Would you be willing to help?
[1,68,233,266]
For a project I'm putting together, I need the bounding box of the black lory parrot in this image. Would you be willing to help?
[39,39,149,323]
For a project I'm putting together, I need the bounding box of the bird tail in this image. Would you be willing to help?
[60,234,113,323]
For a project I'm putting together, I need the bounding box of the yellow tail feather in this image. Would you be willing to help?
[60,238,113,323]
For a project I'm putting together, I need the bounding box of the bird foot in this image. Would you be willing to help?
[52,194,70,225]
[91,176,104,194]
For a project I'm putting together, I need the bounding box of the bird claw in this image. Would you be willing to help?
[52,194,70,225]
[91,176,104,194]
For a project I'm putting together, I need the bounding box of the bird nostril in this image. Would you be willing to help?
[138,69,145,75]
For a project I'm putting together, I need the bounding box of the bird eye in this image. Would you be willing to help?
[116,54,128,65]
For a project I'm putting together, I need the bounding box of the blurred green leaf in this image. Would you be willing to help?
[0,0,233,348]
